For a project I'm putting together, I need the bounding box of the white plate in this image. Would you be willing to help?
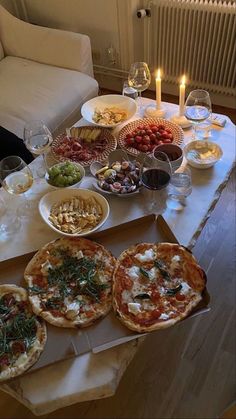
[81,95,137,128]
[184,140,223,169]
[39,188,110,236]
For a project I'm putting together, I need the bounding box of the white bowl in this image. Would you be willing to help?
[81,94,137,128]
[45,162,85,189]
[184,140,223,169]
[39,188,110,236]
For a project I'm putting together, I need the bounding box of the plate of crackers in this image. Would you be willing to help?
[39,189,110,236]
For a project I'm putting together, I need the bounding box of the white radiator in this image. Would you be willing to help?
[144,0,236,96]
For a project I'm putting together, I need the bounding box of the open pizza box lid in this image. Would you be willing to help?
[0,214,210,377]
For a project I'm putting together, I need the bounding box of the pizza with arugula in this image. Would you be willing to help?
[0,285,47,382]
[113,243,206,332]
[24,237,116,328]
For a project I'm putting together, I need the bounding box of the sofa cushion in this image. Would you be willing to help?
[0,56,98,139]
[0,41,4,60]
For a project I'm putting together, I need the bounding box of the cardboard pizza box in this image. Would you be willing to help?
[0,214,210,375]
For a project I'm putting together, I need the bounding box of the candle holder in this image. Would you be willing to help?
[145,104,167,118]
[170,114,192,128]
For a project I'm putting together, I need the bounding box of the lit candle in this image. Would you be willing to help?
[179,75,186,116]
[156,69,162,110]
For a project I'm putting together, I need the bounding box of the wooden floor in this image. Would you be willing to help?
[0,97,235,419]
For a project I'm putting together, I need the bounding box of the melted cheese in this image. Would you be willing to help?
[128,302,141,315]
[172,255,181,263]
[159,313,169,320]
[65,301,80,320]
[135,249,155,262]
[13,353,28,367]
[41,260,53,275]
[180,281,192,295]
[121,290,131,304]
[126,266,140,280]
[74,250,83,259]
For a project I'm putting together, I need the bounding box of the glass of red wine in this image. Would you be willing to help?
[141,151,172,213]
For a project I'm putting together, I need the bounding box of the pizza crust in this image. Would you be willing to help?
[0,285,47,382]
[113,242,207,333]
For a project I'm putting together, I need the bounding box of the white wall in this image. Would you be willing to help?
[8,0,143,91]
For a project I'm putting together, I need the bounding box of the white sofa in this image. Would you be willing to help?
[0,5,98,139]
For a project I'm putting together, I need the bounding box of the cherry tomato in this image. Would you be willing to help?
[141,144,149,152]
[135,135,143,143]
[163,138,172,143]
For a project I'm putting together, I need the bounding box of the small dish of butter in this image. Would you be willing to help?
[184,140,223,169]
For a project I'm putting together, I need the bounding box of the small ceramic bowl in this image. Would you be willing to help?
[153,144,183,171]
[45,161,85,189]
[39,188,110,237]
[183,140,223,169]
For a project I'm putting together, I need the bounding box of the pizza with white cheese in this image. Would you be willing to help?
[0,285,47,382]
[24,237,116,328]
[113,243,206,332]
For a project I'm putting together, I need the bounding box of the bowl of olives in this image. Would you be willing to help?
[45,161,85,188]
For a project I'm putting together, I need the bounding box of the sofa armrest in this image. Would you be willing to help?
[0,5,94,77]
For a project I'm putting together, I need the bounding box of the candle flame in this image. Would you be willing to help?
[181,75,186,85]
[156,69,161,79]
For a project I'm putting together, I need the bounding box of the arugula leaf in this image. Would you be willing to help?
[165,284,182,296]
[154,260,171,282]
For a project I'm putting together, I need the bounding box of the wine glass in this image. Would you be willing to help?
[24,120,53,177]
[128,62,151,114]
[0,156,33,235]
[141,151,172,213]
[184,90,212,139]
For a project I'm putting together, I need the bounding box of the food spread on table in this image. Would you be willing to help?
[95,159,141,194]
[92,106,127,125]
[46,162,83,188]
[24,237,116,328]
[0,285,47,382]
[48,196,103,234]
[113,242,206,332]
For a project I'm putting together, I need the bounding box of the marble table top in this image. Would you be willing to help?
[0,99,235,415]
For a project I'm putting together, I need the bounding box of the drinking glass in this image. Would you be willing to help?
[122,80,138,100]
[0,156,33,235]
[128,62,151,113]
[166,166,192,211]
[141,151,172,213]
[184,90,212,139]
[24,120,53,177]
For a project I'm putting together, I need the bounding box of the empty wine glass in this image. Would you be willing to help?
[141,151,172,213]
[0,156,33,235]
[24,120,53,177]
[184,90,212,139]
[128,62,151,114]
